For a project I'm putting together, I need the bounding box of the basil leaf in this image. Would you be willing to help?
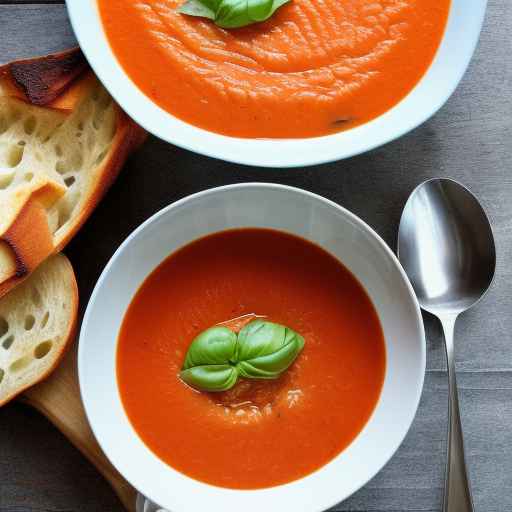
[183,326,237,369]
[180,364,238,391]
[236,320,304,379]
[237,337,302,378]
[177,0,216,20]
[246,0,274,21]
[215,0,247,28]
[180,320,304,392]
[177,0,291,29]
[236,319,283,360]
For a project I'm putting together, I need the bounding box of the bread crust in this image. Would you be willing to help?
[0,254,79,407]
[0,198,54,281]
[0,47,87,108]
[0,180,65,294]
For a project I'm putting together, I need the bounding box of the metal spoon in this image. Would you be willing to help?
[398,178,496,512]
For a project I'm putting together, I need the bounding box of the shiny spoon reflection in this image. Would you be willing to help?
[398,178,496,512]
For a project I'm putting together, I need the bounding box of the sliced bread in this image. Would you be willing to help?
[0,253,78,406]
[0,48,146,298]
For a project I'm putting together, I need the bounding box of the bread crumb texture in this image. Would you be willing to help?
[0,80,117,245]
[0,254,76,405]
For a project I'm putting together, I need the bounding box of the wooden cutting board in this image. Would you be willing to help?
[20,342,137,512]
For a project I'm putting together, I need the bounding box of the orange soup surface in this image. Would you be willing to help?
[99,0,450,138]
[117,229,386,489]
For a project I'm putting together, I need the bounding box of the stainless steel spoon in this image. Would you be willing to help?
[398,178,496,512]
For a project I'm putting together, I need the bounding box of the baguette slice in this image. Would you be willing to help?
[0,48,146,298]
[0,253,78,406]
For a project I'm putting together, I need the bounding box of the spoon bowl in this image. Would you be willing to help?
[398,178,496,314]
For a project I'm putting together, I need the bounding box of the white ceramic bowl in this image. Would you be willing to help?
[79,183,425,512]
[65,1,486,167]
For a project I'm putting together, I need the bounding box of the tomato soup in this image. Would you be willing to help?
[117,229,385,489]
[99,0,450,138]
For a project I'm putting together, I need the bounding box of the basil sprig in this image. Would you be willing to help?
[177,0,291,29]
[180,320,304,392]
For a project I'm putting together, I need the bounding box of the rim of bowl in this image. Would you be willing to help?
[65,0,487,167]
[78,183,426,511]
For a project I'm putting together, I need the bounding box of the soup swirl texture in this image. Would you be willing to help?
[99,0,450,137]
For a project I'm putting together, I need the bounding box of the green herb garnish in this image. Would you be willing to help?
[180,320,304,392]
[177,0,290,29]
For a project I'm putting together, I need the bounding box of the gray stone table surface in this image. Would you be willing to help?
[0,2,511,511]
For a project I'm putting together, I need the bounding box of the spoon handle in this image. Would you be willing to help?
[440,315,474,512]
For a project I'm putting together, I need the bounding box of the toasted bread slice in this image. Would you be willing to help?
[0,253,78,406]
[0,48,146,298]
